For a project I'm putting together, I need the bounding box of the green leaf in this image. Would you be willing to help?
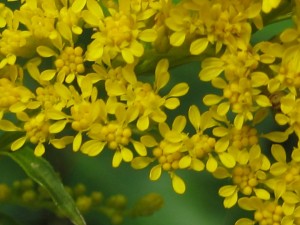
[1,146,86,225]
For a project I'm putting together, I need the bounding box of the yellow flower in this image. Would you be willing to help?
[132,115,188,194]
[268,45,300,94]
[83,0,157,65]
[201,47,271,129]
[54,46,85,83]
[10,112,50,156]
[81,104,147,167]
[0,77,34,119]
[123,59,189,131]
[275,93,300,137]
[236,197,285,225]
[265,144,300,199]
[218,145,270,208]
[14,1,58,40]
[179,105,217,172]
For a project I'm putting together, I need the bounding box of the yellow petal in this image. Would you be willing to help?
[254,188,270,200]
[57,22,73,43]
[49,120,68,133]
[167,83,189,97]
[188,105,201,131]
[172,115,186,132]
[218,152,236,168]
[203,94,223,106]
[179,155,192,169]
[262,131,289,143]
[121,147,133,162]
[87,0,103,18]
[140,135,157,147]
[199,66,224,81]
[223,191,238,208]
[130,40,144,57]
[235,218,255,225]
[81,140,105,156]
[36,46,57,57]
[34,143,45,156]
[73,132,82,152]
[139,29,157,42]
[132,141,147,156]
[40,70,56,81]
[255,95,272,107]
[164,98,180,109]
[71,0,87,13]
[169,32,186,46]
[190,38,209,55]
[215,137,230,153]
[171,173,186,194]
[219,185,237,197]
[155,59,170,91]
[271,144,286,162]
[217,102,230,116]
[131,157,153,169]
[137,116,149,131]
[122,48,134,64]
[206,154,218,172]
[150,165,162,180]
[11,136,27,151]
[113,151,123,167]
[0,120,20,131]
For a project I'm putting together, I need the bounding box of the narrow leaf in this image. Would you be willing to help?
[1,147,86,225]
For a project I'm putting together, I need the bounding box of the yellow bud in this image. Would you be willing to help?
[22,190,36,202]
[76,196,92,212]
[0,184,11,201]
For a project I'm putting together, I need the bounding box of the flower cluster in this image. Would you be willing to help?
[1,0,300,224]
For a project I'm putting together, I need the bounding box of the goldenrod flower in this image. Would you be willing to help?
[14,1,58,40]
[218,145,270,208]
[201,47,271,129]
[132,115,188,194]
[124,59,189,131]
[275,93,300,137]
[268,45,300,94]
[54,46,85,83]
[81,104,147,167]
[0,77,33,118]
[11,112,50,156]
[236,197,285,225]
[179,105,217,172]
[83,0,157,65]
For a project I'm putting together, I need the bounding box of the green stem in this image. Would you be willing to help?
[135,43,217,76]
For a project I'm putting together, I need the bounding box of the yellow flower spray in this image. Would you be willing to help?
[0,0,300,224]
